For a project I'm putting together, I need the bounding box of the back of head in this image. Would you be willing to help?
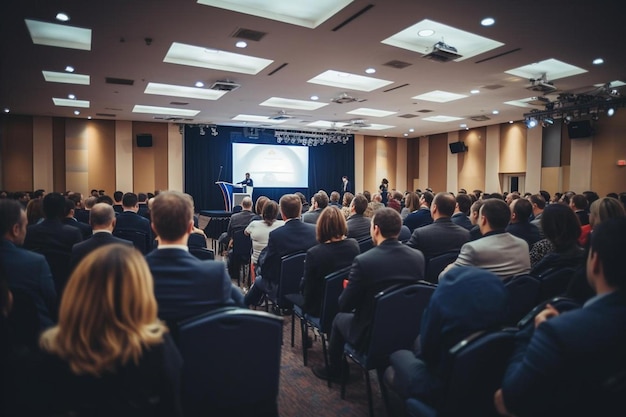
[43,192,66,220]
[372,207,401,239]
[330,191,340,203]
[262,200,279,225]
[137,193,147,203]
[589,197,626,229]
[279,193,302,220]
[26,199,44,225]
[351,194,368,215]
[89,203,116,228]
[511,198,533,223]
[433,192,456,217]
[529,194,546,210]
[590,217,626,289]
[84,196,97,209]
[0,199,24,236]
[541,203,581,250]
[421,191,434,207]
[63,198,75,217]
[255,196,269,214]
[96,195,114,205]
[122,192,138,208]
[40,244,164,376]
[470,200,483,215]
[342,192,354,207]
[316,206,347,243]
[571,194,588,210]
[113,191,123,203]
[363,190,371,202]
[481,199,511,231]
[488,192,504,201]
[314,191,329,209]
[539,190,551,203]
[583,190,599,207]
[456,193,472,215]
[241,196,253,210]
[150,191,194,241]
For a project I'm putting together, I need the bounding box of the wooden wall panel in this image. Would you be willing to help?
[427,134,447,192]
[1,115,33,191]
[458,128,486,193]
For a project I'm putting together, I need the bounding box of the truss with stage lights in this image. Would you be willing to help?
[274,129,352,146]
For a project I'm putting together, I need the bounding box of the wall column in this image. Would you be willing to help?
[570,138,593,192]
[33,116,53,192]
[526,125,542,193]
[418,136,429,191]
[115,121,133,192]
[485,125,501,193]
[395,137,407,193]
[446,131,459,192]
[168,123,183,191]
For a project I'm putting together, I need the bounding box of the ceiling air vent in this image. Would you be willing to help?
[170,101,189,106]
[470,115,491,122]
[232,28,267,42]
[417,109,434,113]
[383,60,412,69]
[210,80,241,91]
[105,77,134,86]
[398,113,419,118]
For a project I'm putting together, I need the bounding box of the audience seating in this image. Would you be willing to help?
[532,267,578,304]
[341,282,437,417]
[405,327,517,417]
[177,307,283,417]
[357,236,374,253]
[189,247,215,260]
[113,229,150,254]
[265,252,306,314]
[517,296,581,328]
[230,230,252,288]
[503,274,541,325]
[424,250,459,284]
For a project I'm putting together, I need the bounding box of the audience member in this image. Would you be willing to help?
[384,267,509,412]
[329,191,341,207]
[113,192,153,253]
[528,194,546,237]
[346,194,372,239]
[137,192,150,219]
[495,217,626,417]
[444,198,530,280]
[313,208,425,382]
[451,193,473,230]
[301,206,360,317]
[62,198,92,240]
[244,200,284,266]
[244,194,317,307]
[340,191,354,219]
[468,200,484,241]
[75,196,96,224]
[253,195,269,220]
[25,198,44,225]
[405,192,469,260]
[95,194,114,205]
[570,194,589,226]
[400,191,419,220]
[33,245,183,416]
[112,190,124,214]
[506,198,540,248]
[404,191,434,232]
[224,196,256,278]
[70,203,133,270]
[303,191,330,224]
[295,192,310,214]
[387,191,403,213]
[146,191,244,322]
[368,193,385,214]
[379,178,389,205]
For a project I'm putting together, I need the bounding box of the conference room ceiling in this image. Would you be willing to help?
[2,0,624,139]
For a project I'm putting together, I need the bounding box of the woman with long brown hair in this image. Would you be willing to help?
[36,244,182,416]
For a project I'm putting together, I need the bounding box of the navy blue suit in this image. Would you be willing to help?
[70,232,133,270]
[451,212,473,230]
[502,290,626,417]
[403,208,433,232]
[113,211,152,253]
[506,222,541,249]
[1,239,57,328]
[62,217,92,240]
[146,248,245,322]
[405,217,469,260]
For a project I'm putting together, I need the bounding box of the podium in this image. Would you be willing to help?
[216,181,252,211]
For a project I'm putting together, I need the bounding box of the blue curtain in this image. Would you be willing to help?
[184,125,355,211]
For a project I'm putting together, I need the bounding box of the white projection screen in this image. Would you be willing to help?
[232,143,309,188]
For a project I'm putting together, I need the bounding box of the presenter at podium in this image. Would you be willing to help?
[236,172,254,194]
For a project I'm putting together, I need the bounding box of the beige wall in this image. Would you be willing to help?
[590,111,626,195]
[406,138,420,191]
[132,122,169,194]
[428,134,447,192]
[499,123,527,174]
[458,128,486,192]
[362,136,399,193]
[1,116,33,191]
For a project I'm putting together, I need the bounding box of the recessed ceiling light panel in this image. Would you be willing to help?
[505,58,587,81]
[422,115,463,122]
[145,82,227,100]
[132,105,200,117]
[308,70,392,92]
[25,19,91,50]
[412,90,468,103]
[53,97,90,108]
[232,114,286,123]
[347,108,397,117]
[164,42,273,75]
[43,70,90,85]
[259,97,328,110]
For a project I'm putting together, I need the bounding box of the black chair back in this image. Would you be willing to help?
[189,247,215,260]
[178,308,283,417]
[504,274,541,325]
[357,236,374,253]
[534,267,577,303]
[113,229,149,254]
[517,296,581,328]
[275,251,306,309]
[318,266,352,333]
[424,250,459,283]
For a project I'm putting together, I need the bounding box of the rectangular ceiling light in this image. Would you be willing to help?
[504,97,545,108]
[360,123,395,130]
[260,97,328,110]
[308,70,393,92]
[306,120,349,128]
[422,115,464,122]
[381,19,503,62]
[132,105,200,117]
[164,42,273,75]
[197,0,353,28]
[25,19,92,50]
[505,58,587,81]
[232,114,286,124]
[412,90,468,103]
[347,108,397,117]
[43,70,90,85]
[145,82,227,100]
[52,98,90,108]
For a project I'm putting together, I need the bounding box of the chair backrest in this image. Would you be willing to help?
[438,328,517,417]
[113,229,149,254]
[231,229,252,260]
[317,265,352,333]
[189,247,215,260]
[424,250,459,284]
[178,308,283,416]
[504,274,541,325]
[517,296,581,328]
[276,251,306,308]
[363,282,436,369]
[357,236,374,253]
[534,267,577,303]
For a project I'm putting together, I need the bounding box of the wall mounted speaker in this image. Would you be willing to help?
[449,141,467,154]
[136,133,153,147]
[567,120,594,139]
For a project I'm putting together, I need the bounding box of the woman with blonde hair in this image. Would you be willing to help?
[301,206,360,317]
[36,244,182,416]
[341,191,354,219]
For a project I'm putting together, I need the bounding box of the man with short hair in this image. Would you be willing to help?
[529,194,546,237]
[146,191,244,322]
[224,196,256,278]
[406,192,469,260]
[303,191,329,224]
[346,194,372,239]
[113,192,152,253]
[404,191,434,232]
[137,192,150,219]
[506,198,540,248]
[313,208,425,382]
[329,191,341,207]
[495,217,626,417]
[444,199,530,280]
[570,194,590,225]
[244,194,317,307]
[469,200,484,241]
[76,196,97,224]
[112,190,124,214]
[70,203,133,269]
[341,175,351,196]
[451,193,473,230]
[62,198,92,240]
[0,199,57,328]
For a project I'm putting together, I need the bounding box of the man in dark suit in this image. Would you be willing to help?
[451,193,473,230]
[314,208,425,382]
[570,194,590,226]
[404,191,434,232]
[505,198,540,249]
[146,191,245,323]
[70,203,133,270]
[244,194,317,306]
[112,190,124,214]
[137,192,150,219]
[406,192,469,260]
[113,192,152,254]
[225,196,256,278]
[1,199,57,328]
[346,194,371,239]
[23,192,83,296]
[341,175,351,197]
[302,191,329,224]
[495,217,626,417]
[62,198,92,240]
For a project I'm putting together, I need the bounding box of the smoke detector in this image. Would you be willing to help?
[331,93,358,104]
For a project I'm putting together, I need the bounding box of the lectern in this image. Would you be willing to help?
[216,181,236,212]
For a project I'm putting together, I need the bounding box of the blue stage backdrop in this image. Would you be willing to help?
[184,125,355,211]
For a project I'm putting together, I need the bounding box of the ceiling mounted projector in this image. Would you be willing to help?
[423,41,462,62]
